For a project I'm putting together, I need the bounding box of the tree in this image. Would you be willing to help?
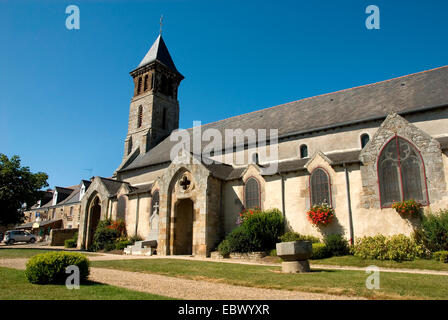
[0,154,49,226]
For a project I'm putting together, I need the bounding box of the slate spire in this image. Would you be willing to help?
[137,34,179,73]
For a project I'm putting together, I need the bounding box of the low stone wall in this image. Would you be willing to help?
[210,251,267,262]
[49,228,78,246]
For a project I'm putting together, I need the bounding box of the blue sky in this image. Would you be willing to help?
[0,0,447,189]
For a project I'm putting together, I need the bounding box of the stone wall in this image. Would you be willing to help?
[49,228,78,246]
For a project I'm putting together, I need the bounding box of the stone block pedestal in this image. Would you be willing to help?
[281,260,310,273]
[276,241,313,273]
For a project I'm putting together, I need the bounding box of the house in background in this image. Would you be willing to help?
[21,180,92,240]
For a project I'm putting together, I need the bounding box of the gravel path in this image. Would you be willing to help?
[0,258,360,300]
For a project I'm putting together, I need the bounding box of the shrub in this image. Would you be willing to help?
[25,252,90,284]
[242,208,284,251]
[115,240,131,251]
[237,208,262,225]
[218,208,284,254]
[416,210,448,252]
[268,249,277,257]
[324,234,350,256]
[128,235,144,245]
[64,239,77,248]
[353,234,425,262]
[311,243,331,260]
[433,251,448,263]
[108,219,127,237]
[91,219,120,252]
[392,199,422,218]
[279,231,320,243]
[307,204,335,226]
[64,232,78,249]
[225,226,256,253]
[217,239,231,257]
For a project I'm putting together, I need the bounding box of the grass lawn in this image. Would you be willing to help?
[92,258,448,300]
[0,248,99,259]
[0,267,174,300]
[311,255,448,272]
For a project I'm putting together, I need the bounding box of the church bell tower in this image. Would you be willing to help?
[122,33,184,162]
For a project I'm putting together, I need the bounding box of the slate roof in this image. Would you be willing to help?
[127,183,154,195]
[136,35,179,73]
[436,136,448,150]
[119,65,448,174]
[99,177,128,196]
[58,185,81,206]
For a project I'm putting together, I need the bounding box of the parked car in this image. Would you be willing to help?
[3,230,36,245]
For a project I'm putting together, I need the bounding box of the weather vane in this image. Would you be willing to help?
[159,14,163,35]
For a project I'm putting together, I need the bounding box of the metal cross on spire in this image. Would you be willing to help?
[159,14,163,35]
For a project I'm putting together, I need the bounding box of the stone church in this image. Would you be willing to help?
[77,33,448,256]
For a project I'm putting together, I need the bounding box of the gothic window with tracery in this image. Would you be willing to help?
[378,136,428,207]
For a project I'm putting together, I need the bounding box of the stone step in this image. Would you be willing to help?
[131,248,153,256]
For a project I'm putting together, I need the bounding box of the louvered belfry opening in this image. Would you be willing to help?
[137,106,143,128]
[310,168,331,206]
[378,136,428,207]
[245,177,260,209]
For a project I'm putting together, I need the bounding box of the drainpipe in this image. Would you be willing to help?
[343,163,355,245]
[135,194,140,237]
[280,173,287,229]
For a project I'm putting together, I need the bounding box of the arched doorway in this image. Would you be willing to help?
[87,197,101,248]
[173,198,194,255]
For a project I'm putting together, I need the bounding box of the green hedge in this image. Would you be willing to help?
[310,243,331,260]
[353,234,424,262]
[25,252,90,284]
[115,240,132,251]
[433,251,448,263]
[279,231,320,243]
[64,239,77,248]
[324,234,350,256]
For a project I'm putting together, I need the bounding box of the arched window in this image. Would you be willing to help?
[378,136,428,208]
[245,177,260,209]
[361,134,370,149]
[137,106,143,128]
[143,74,148,91]
[137,77,142,94]
[310,168,331,206]
[300,145,308,159]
